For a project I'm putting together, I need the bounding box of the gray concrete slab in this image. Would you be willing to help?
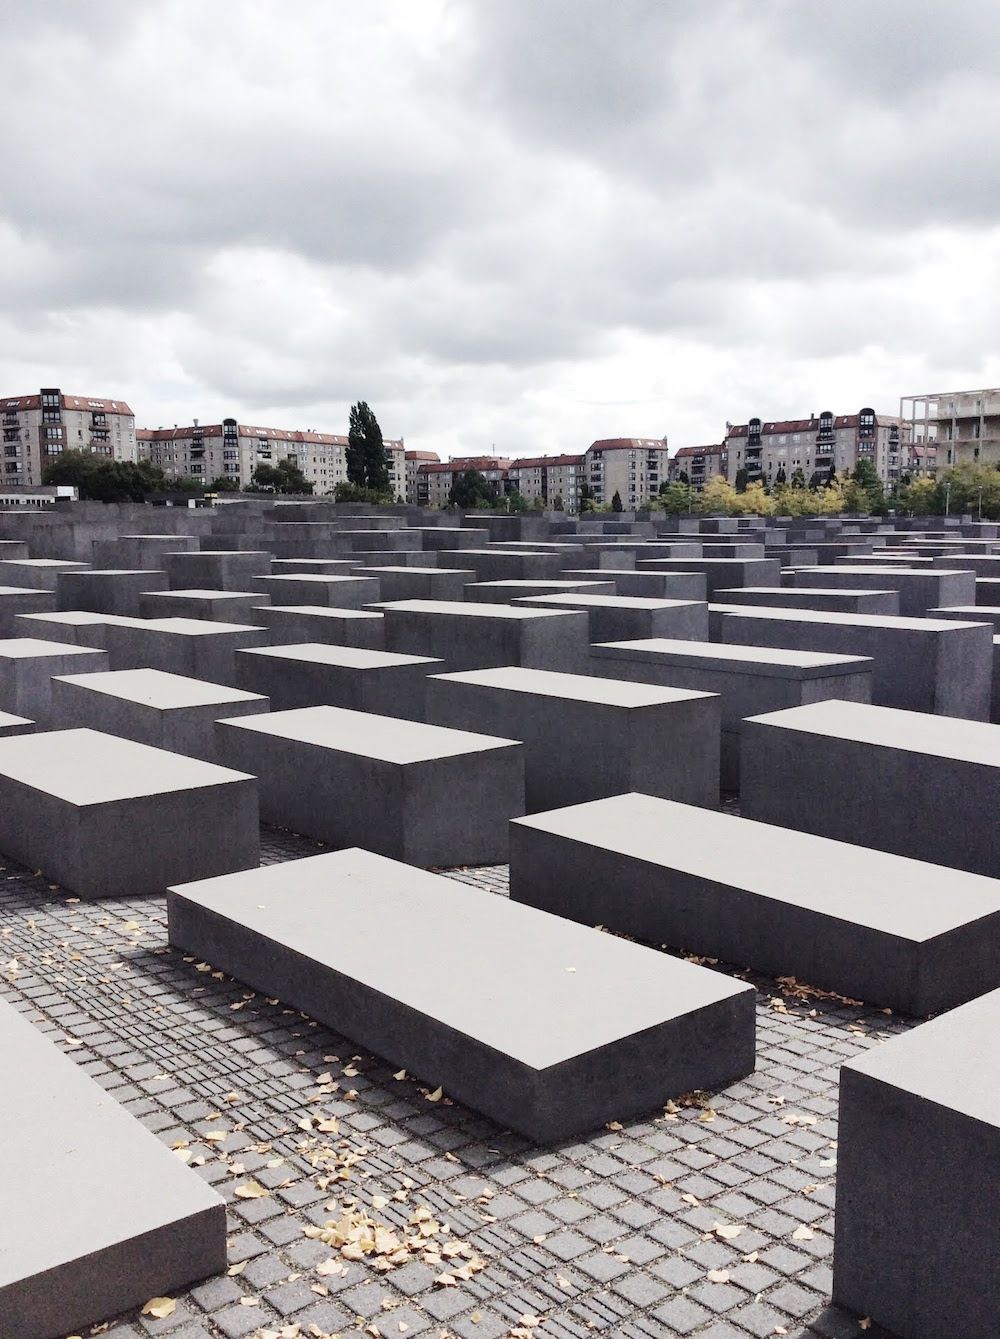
[454,549,567,582]
[0,558,91,590]
[569,568,709,601]
[12,610,147,649]
[255,603,386,648]
[465,578,616,604]
[360,565,474,602]
[710,604,994,719]
[0,994,226,1339]
[104,617,270,684]
[510,793,1000,1016]
[833,987,1000,1338]
[91,533,200,569]
[0,710,33,737]
[591,637,872,789]
[636,556,781,595]
[930,552,1000,577]
[50,668,270,762]
[167,848,755,1142]
[375,599,591,673]
[0,637,110,722]
[426,666,721,811]
[56,567,169,616]
[714,585,901,615]
[0,727,259,897]
[249,572,381,608]
[163,549,273,590]
[514,592,710,641]
[215,705,524,866]
[0,539,29,560]
[267,558,358,575]
[138,588,270,622]
[235,643,441,719]
[0,585,56,635]
[741,698,1000,878]
[928,604,1000,632]
[976,576,1000,604]
[792,564,976,615]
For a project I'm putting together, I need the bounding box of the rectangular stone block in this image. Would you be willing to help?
[235,643,441,719]
[636,556,781,594]
[375,599,591,673]
[0,638,110,722]
[139,588,270,622]
[833,988,1000,1338]
[0,995,226,1339]
[456,549,566,582]
[466,578,616,604]
[976,576,1000,605]
[591,638,872,789]
[0,710,33,737]
[711,605,994,719]
[12,610,146,649]
[103,618,270,685]
[268,558,358,575]
[715,586,901,615]
[741,698,1000,877]
[0,728,259,897]
[163,549,273,590]
[0,585,56,635]
[515,592,709,641]
[930,552,1000,577]
[0,539,29,560]
[215,705,523,866]
[249,572,381,608]
[360,566,474,602]
[56,568,169,616]
[509,793,1000,1015]
[570,568,709,601]
[91,533,200,569]
[426,667,720,810]
[928,604,1000,632]
[255,604,386,648]
[0,558,90,590]
[50,668,270,762]
[167,847,755,1142]
[793,564,976,615]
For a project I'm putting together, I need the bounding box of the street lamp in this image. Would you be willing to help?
[944,482,951,516]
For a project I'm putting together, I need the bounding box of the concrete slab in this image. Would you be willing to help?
[0,584,56,635]
[167,848,755,1142]
[91,533,200,569]
[138,588,270,622]
[514,592,709,641]
[741,698,1000,878]
[0,710,33,737]
[50,668,270,762]
[0,558,90,590]
[163,549,273,590]
[793,564,976,615]
[56,568,169,616]
[426,666,721,811]
[834,988,1000,1338]
[235,643,441,719]
[249,572,381,608]
[714,586,901,615]
[591,637,872,789]
[0,728,259,897]
[360,566,474,602]
[464,579,616,604]
[569,568,709,601]
[0,995,226,1339]
[636,556,781,595]
[0,637,110,722]
[255,604,386,648]
[12,610,147,649]
[510,793,1000,1016]
[215,705,524,866]
[103,618,270,684]
[374,599,591,673]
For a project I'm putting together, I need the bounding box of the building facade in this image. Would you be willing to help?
[583,438,670,508]
[137,420,405,494]
[1,388,136,487]
[724,410,909,489]
[506,454,585,509]
[415,457,513,508]
[901,388,1000,472]
[405,450,440,504]
[671,443,729,491]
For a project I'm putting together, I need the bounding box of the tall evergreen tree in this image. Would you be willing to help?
[347,401,390,492]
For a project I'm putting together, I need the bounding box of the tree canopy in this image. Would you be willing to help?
[347,401,390,493]
[448,468,496,509]
[41,450,193,502]
[247,459,313,494]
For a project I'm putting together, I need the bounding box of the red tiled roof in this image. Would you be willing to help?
[588,438,668,452]
[405,450,440,462]
[3,393,134,415]
[673,444,725,458]
[726,413,899,438]
[419,458,513,474]
[509,454,584,469]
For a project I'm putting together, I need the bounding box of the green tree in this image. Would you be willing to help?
[654,481,693,515]
[209,475,241,492]
[248,459,313,494]
[448,468,495,509]
[333,480,394,503]
[696,475,740,515]
[774,466,786,486]
[578,480,596,513]
[347,401,390,493]
[790,467,806,489]
[550,494,564,511]
[610,489,623,512]
[42,450,170,502]
[734,467,748,493]
[851,457,884,512]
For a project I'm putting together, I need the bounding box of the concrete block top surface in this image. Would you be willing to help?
[513,794,1000,941]
[0,585,52,597]
[746,698,1000,765]
[0,637,109,662]
[0,995,223,1292]
[62,568,150,577]
[432,666,717,708]
[0,559,89,569]
[267,605,384,620]
[0,711,32,730]
[375,599,584,621]
[715,586,899,598]
[472,579,613,591]
[841,987,1000,1125]
[219,704,519,761]
[18,611,147,628]
[803,565,960,576]
[53,668,268,710]
[169,848,750,1070]
[364,566,452,576]
[141,618,264,637]
[177,549,271,557]
[520,593,704,611]
[255,573,376,586]
[710,604,986,631]
[239,643,439,670]
[0,728,254,802]
[144,588,264,600]
[595,638,871,677]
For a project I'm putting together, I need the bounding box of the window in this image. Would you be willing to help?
[41,392,60,409]
[45,426,62,439]
[4,462,18,474]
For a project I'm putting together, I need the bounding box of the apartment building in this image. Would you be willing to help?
[506,454,585,509]
[405,450,440,504]
[583,438,670,507]
[671,443,729,491]
[1,388,136,487]
[724,409,909,488]
[902,388,1000,471]
[138,419,405,494]
[416,456,514,507]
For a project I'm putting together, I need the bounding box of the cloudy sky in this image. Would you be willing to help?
[3,1,1000,459]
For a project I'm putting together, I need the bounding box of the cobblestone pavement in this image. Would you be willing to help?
[0,828,905,1339]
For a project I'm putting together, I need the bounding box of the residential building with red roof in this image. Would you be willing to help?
[1,388,136,487]
[670,443,728,491]
[723,409,909,488]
